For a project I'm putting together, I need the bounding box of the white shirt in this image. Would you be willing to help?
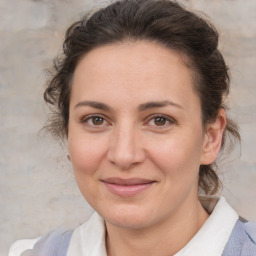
[9,196,238,256]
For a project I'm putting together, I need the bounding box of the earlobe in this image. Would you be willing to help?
[200,109,227,165]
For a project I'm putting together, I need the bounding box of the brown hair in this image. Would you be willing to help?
[44,0,240,195]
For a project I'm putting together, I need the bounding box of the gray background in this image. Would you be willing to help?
[1,0,256,255]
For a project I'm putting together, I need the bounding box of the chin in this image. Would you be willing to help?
[107,215,150,230]
[99,204,156,230]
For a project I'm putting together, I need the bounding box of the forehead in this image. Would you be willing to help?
[75,40,190,79]
[71,41,199,110]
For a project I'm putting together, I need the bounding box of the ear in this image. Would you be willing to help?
[200,109,227,165]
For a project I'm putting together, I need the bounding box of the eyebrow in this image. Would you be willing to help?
[74,100,183,111]
[74,101,112,111]
[138,100,183,111]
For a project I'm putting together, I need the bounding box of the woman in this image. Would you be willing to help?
[9,0,256,255]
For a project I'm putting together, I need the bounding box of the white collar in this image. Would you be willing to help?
[68,212,107,256]
[67,196,238,256]
[174,196,238,256]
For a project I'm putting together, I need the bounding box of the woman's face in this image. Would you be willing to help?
[68,41,213,229]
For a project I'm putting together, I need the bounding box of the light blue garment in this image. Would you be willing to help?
[221,219,256,256]
[21,220,256,256]
[20,230,73,256]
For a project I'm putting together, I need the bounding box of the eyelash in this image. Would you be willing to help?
[81,114,108,128]
[147,114,175,128]
[80,114,176,128]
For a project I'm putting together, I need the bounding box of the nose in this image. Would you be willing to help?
[107,123,146,170]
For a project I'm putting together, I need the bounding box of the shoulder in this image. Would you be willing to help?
[8,214,100,256]
[8,238,40,256]
[233,219,256,245]
[222,219,256,256]
[8,229,73,256]
[243,220,256,244]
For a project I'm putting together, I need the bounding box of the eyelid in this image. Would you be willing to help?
[145,114,176,127]
[80,114,110,127]
[80,113,176,128]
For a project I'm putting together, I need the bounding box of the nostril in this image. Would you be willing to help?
[107,129,146,169]
[107,147,145,170]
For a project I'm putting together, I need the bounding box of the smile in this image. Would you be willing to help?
[101,178,156,197]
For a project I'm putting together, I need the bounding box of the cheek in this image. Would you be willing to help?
[68,133,107,176]
[148,134,203,179]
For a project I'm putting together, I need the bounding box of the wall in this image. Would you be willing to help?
[1,0,255,255]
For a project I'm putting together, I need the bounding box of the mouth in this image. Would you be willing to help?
[101,177,156,197]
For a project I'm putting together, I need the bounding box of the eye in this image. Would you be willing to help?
[82,115,109,127]
[90,116,104,125]
[147,114,175,127]
[152,116,168,126]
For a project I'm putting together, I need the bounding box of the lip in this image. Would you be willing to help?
[101,177,156,197]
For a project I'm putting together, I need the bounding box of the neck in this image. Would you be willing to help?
[106,198,209,256]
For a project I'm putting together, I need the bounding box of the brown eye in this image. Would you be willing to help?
[154,117,168,126]
[147,114,174,129]
[82,115,108,127]
[91,116,104,125]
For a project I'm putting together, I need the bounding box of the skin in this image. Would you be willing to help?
[68,41,226,256]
